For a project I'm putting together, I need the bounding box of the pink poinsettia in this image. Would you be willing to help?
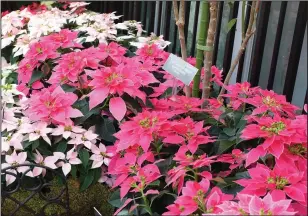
[204,98,224,121]
[223,82,259,110]
[217,149,245,171]
[114,111,173,152]
[236,162,307,205]
[87,64,148,121]
[241,115,300,164]
[17,58,39,84]
[211,66,224,87]
[97,41,126,64]
[168,95,204,115]
[244,89,299,118]
[218,192,296,215]
[24,86,83,124]
[54,148,82,176]
[136,43,163,62]
[25,41,59,62]
[40,29,83,49]
[53,47,100,82]
[164,179,232,215]
[165,117,214,153]
[166,146,214,194]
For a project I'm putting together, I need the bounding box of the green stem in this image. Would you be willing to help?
[192,1,209,98]
[141,191,152,215]
[242,1,246,41]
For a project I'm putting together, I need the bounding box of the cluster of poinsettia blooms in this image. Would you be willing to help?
[1,2,307,216]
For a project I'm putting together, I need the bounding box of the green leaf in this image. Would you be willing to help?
[73,99,101,125]
[212,177,227,184]
[217,140,236,154]
[223,128,236,137]
[159,87,172,99]
[31,140,40,150]
[150,190,176,206]
[235,171,250,179]
[79,149,90,168]
[92,168,102,183]
[56,141,67,152]
[148,180,160,187]
[95,117,116,142]
[80,173,94,191]
[29,70,44,85]
[71,165,77,178]
[61,84,76,92]
[23,140,32,149]
[10,55,19,65]
[122,93,142,113]
[109,189,127,208]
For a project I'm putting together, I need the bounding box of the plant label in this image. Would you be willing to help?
[162,54,198,86]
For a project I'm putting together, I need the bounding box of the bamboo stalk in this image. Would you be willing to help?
[218,1,259,98]
[201,2,218,100]
[192,1,209,98]
[173,0,191,97]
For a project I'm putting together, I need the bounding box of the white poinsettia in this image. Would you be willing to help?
[130,33,171,49]
[71,11,119,44]
[52,123,85,139]
[12,34,36,57]
[54,148,82,176]
[27,8,72,39]
[90,143,113,168]
[1,133,24,151]
[1,108,19,132]
[68,130,98,149]
[19,121,53,145]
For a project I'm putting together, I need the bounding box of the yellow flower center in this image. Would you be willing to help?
[105,73,120,84]
[146,48,153,56]
[139,117,158,129]
[261,121,286,135]
[239,208,249,216]
[100,152,108,157]
[260,209,273,216]
[262,96,279,107]
[36,46,42,53]
[185,131,194,140]
[288,144,307,157]
[64,125,72,132]
[185,103,192,110]
[267,176,289,189]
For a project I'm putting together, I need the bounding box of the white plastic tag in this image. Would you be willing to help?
[162,54,198,86]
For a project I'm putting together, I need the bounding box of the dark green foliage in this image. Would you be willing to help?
[2,179,114,216]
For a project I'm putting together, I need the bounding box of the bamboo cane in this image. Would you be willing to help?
[192,1,209,98]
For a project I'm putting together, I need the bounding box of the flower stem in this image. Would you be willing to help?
[141,190,152,215]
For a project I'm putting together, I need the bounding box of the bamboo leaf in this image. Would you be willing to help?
[226,18,237,33]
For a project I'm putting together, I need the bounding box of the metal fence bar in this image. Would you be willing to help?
[236,1,252,83]
[283,1,307,102]
[222,1,239,78]
[248,2,272,87]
